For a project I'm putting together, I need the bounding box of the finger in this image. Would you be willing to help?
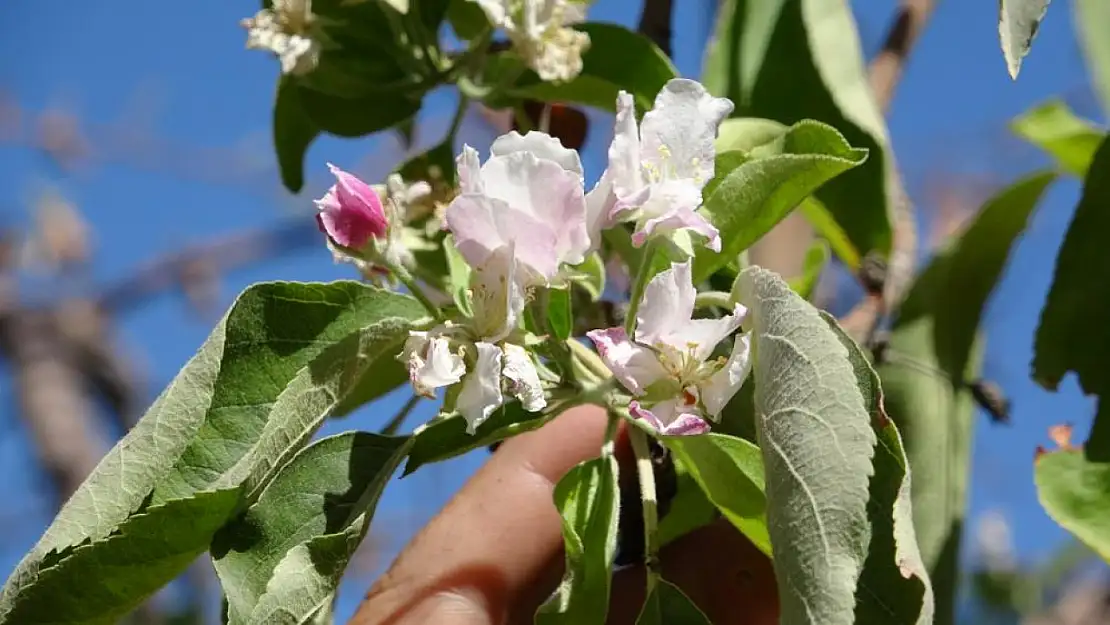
[350,405,612,625]
[608,518,779,625]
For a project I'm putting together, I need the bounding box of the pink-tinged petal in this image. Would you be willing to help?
[661,413,711,436]
[635,207,721,252]
[457,342,505,434]
[639,79,733,187]
[491,130,584,178]
[700,333,753,418]
[635,261,696,347]
[586,327,667,395]
[481,151,589,270]
[584,169,616,252]
[502,343,546,412]
[315,164,388,248]
[631,181,720,252]
[457,145,484,194]
[444,193,503,268]
[609,91,644,201]
[629,400,665,431]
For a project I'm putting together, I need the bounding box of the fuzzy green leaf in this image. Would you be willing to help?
[1035,449,1110,563]
[404,401,545,473]
[1011,100,1103,177]
[999,0,1052,79]
[635,580,710,625]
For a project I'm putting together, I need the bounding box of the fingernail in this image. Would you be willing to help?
[394,590,492,625]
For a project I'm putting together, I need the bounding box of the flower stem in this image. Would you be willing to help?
[694,290,732,310]
[629,425,662,591]
[567,338,611,382]
[387,261,442,320]
[624,240,659,335]
[380,394,421,436]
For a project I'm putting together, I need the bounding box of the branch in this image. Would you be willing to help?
[841,0,936,345]
[638,0,675,57]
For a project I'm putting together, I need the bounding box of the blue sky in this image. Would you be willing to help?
[0,0,1102,620]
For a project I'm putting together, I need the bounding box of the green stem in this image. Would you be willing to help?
[694,290,733,310]
[388,261,442,320]
[447,94,470,145]
[380,394,421,436]
[567,338,611,382]
[624,240,659,335]
[629,426,661,590]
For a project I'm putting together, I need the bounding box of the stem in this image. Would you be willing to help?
[567,338,611,382]
[629,426,661,589]
[601,409,620,456]
[534,289,578,386]
[388,261,442,319]
[380,394,421,436]
[624,240,658,335]
[694,290,732,311]
[447,94,470,146]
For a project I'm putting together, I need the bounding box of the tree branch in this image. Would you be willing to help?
[638,0,675,57]
[868,0,937,113]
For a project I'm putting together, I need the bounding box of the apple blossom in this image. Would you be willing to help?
[315,163,388,250]
[446,131,590,287]
[599,79,733,253]
[241,0,322,76]
[587,261,751,435]
[471,0,590,82]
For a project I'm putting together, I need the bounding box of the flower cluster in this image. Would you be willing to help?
[471,0,591,82]
[241,0,323,76]
[319,78,747,435]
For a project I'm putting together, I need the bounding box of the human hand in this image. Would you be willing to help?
[350,405,779,625]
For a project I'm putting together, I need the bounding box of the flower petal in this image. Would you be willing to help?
[480,150,589,269]
[446,193,559,284]
[457,342,505,434]
[630,400,710,436]
[609,91,644,202]
[491,130,584,179]
[402,331,465,398]
[470,244,526,343]
[673,302,746,362]
[635,261,697,348]
[636,205,721,253]
[586,327,667,395]
[700,333,753,418]
[584,169,616,251]
[662,413,711,436]
[629,400,666,431]
[502,343,547,412]
[457,145,485,194]
[639,79,733,187]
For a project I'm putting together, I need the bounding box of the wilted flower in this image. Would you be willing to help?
[587,261,751,435]
[472,0,590,82]
[241,0,322,76]
[447,131,590,287]
[595,79,733,254]
[315,163,388,250]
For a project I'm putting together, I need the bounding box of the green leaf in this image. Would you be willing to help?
[2,281,425,610]
[214,432,411,624]
[737,266,877,624]
[397,140,458,189]
[547,288,572,342]
[535,455,619,625]
[444,234,473,315]
[715,117,788,152]
[328,338,411,418]
[662,433,770,556]
[447,0,489,40]
[823,313,934,624]
[877,171,1055,623]
[1035,449,1110,563]
[1011,100,1103,177]
[568,252,606,301]
[657,464,719,547]
[299,88,420,139]
[703,0,895,258]
[693,120,867,281]
[999,0,1052,79]
[635,580,711,625]
[404,401,545,473]
[378,0,408,13]
[787,239,829,300]
[511,23,678,112]
[1076,0,1110,116]
[0,488,241,625]
[273,78,321,193]
[1032,138,1110,404]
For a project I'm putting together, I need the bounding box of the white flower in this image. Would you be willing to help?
[598,79,733,253]
[376,173,432,270]
[241,0,322,76]
[473,0,590,82]
[447,131,590,287]
[402,330,466,399]
[586,261,751,435]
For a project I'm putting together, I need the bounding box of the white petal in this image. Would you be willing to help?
[586,327,667,395]
[639,79,733,187]
[673,303,746,362]
[457,342,505,433]
[457,144,485,194]
[635,261,696,348]
[502,343,546,412]
[470,245,526,342]
[700,333,753,418]
[491,130,584,179]
[472,0,509,26]
[446,193,558,283]
[584,169,616,252]
[402,331,464,397]
[609,91,644,202]
[480,151,589,270]
[630,399,708,435]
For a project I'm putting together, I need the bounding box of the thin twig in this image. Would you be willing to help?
[868,0,938,113]
[637,0,675,57]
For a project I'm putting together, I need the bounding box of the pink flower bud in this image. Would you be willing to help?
[314,163,388,249]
